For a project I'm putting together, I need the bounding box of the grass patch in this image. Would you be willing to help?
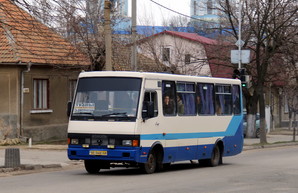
[271,140,297,145]
[249,141,297,146]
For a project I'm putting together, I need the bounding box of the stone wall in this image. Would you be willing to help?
[23,124,68,142]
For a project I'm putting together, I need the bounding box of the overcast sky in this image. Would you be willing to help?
[127,0,191,26]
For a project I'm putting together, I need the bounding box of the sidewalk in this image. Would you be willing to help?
[1,132,297,173]
[243,133,298,150]
[0,144,79,174]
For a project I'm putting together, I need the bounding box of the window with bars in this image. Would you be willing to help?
[194,1,197,15]
[207,0,213,14]
[185,54,191,64]
[162,47,170,62]
[33,79,49,109]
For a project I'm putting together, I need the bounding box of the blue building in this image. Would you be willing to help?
[189,0,222,38]
[190,0,220,22]
[86,0,224,39]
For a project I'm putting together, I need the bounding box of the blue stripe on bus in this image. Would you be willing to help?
[141,115,243,140]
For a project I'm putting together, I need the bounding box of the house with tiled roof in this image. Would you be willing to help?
[112,41,168,72]
[136,30,233,77]
[136,30,293,130]
[0,0,91,141]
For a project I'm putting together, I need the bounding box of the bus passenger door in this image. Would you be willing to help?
[141,91,162,150]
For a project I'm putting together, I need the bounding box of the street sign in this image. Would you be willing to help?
[231,50,251,64]
[235,40,245,48]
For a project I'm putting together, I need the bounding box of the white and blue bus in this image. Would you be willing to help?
[67,71,243,174]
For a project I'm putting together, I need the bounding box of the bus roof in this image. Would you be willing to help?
[78,71,241,85]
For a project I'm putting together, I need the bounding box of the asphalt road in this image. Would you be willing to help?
[0,146,297,193]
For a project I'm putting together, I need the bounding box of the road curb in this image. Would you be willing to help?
[0,163,62,173]
[243,142,298,151]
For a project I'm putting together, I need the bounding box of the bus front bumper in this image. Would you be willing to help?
[67,146,147,163]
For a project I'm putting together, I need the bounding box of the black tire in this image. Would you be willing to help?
[209,145,221,167]
[84,160,101,174]
[200,145,221,167]
[141,152,157,174]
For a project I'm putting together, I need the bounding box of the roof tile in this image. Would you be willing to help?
[0,0,90,66]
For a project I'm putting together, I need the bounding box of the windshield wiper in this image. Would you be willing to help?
[101,112,128,117]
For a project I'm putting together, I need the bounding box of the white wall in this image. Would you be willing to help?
[138,33,212,76]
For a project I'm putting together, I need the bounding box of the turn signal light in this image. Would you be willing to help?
[132,140,139,147]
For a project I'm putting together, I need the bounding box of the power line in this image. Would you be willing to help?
[149,0,219,25]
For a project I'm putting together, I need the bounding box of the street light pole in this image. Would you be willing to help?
[104,0,113,71]
[131,0,137,71]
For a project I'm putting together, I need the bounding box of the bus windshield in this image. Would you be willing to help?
[71,77,142,121]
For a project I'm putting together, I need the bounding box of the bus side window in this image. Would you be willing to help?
[215,85,232,115]
[232,85,241,115]
[162,81,176,116]
[177,82,196,116]
[142,91,158,119]
[196,83,215,115]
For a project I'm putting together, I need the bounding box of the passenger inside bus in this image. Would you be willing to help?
[163,95,174,115]
[177,94,184,115]
[196,95,203,114]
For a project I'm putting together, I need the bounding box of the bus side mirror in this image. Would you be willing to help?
[142,101,154,119]
[67,101,72,117]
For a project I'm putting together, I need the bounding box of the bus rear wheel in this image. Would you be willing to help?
[84,160,101,174]
[141,152,157,174]
[200,145,221,167]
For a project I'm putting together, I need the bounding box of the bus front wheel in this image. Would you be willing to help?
[141,152,157,174]
[84,160,101,174]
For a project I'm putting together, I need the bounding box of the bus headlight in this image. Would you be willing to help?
[71,138,79,145]
[122,140,139,147]
[122,140,132,146]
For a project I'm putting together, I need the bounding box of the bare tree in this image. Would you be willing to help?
[218,0,298,143]
[162,15,189,28]
[13,0,128,71]
[282,34,298,140]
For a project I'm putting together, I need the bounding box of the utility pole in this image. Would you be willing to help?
[238,0,242,69]
[104,0,113,71]
[131,0,137,71]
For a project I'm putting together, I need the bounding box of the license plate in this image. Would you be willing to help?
[89,150,107,156]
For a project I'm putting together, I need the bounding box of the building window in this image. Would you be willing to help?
[284,95,289,113]
[194,1,197,15]
[69,79,77,101]
[185,54,191,64]
[33,79,49,109]
[162,47,170,62]
[207,0,213,14]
